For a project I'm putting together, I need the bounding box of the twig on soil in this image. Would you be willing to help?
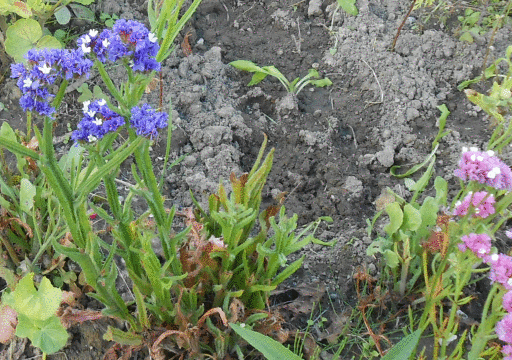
[347,124,358,149]
[360,59,383,108]
[292,17,302,54]
[219,0,229,22]
[391,0,418,51]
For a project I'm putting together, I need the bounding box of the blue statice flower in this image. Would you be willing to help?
[72,99,125,142]
[77,29,111,63]
[108,19,160,72]
[130,104,168,139]
[11,48,93,117]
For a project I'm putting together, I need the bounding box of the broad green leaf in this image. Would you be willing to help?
[434,176,448,206]
[384,202,403,235]
[2,273,62,322]
[230,323,303,360]
[69,3,95,21]
[248,71,268,86]
[459,32,474,43]
[309,78,333,87]
[401,204,421,232]
[229,60,264,73]
[261,65,287,82]
[72,0,94,4]
[27,0,50,12]
[383,249,400,268]
[20,178,36,213]
[36,35,61,50]
[17,314,68,354]
[5,18,42,63]
[381,329,422,360]
[11,1,32,17]
[54,6,71,24]
[337,0,358,16]
[507,45,512,60]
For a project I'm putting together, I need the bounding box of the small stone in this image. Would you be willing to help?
[182,155,197,167]
[308,0,323,17]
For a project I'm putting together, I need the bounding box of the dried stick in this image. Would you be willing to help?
[391,0,418,51]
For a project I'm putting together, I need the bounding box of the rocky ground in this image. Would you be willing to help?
[1,0,512,358]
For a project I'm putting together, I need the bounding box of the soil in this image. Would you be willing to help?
[1,0,512,358]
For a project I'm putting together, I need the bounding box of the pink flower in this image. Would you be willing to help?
[504,291,512,313]
[503,345,512,358]
[458,233,492,258]
[454,191,495,218]
[496,313,512,343]
[486,253,512,290]
[454,148,512,190]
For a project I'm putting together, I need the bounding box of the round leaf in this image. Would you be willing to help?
[54,6,71,25]
[4,18,42,63]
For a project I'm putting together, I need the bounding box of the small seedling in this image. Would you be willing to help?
[230,60,332,95]
[99,12,119,28]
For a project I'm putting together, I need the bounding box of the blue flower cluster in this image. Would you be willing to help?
[130,104,168,139]
[77,19,160,72]
[10,48,93,116]
[71,99,125,142]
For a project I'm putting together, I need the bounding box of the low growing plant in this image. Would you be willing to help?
[230,60,332,95]
[1,272,68,356]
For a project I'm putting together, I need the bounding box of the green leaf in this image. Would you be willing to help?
[35,35,62,50]
[384,202,403,235]
[248,71,268,86]
[17,314,69,354]
[271,255,304,286]
[19,178,36,213]
[390,145,438,178]
[383,249,400,268]
[72,0,94,5]
[309,78,333,87]
[3,273,62,322]
[54,6,71,24]
[5,18,42,63]
[103,326,144,346]
[230,323,303,360]
[381,329,422,360]
[69,3,95,21]
[459,32,474,43]
[434,176,448,206]
[337,0,358,16]
[401,204,421,231]
[229,60,264,73]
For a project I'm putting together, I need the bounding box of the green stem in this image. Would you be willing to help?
[96,60,128,109]
[25,111,32,143]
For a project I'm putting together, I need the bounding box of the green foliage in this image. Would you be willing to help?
[230,60,332,95]
[191,135,332,310]
[0,122,66,268]
[2,273,68,354]
[381,329,422,360]
[99,11,118,27]
[230,323,303,360]
[459,45,512,151]
[0,0,96,63]
[337,0,358,16]
[147,0,203,62]
[4,18,61,63]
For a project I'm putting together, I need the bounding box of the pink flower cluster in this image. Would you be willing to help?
[458,233,492,258]
[458,231,512,357]
[454,147,512,190]
[485,253,512,358]
[454,191,495,218]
